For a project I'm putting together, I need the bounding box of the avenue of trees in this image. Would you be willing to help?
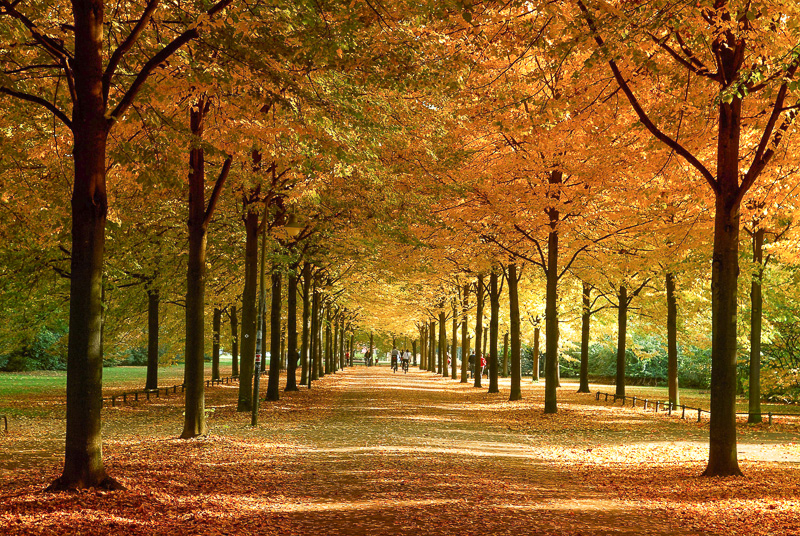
[2,0,800,487]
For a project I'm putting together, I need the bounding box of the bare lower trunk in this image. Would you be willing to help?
[488,270,500,393]
[704,97,743,477]
[509,264,521,401]
[237,211,259,411]
[285,271,299,391]
[615,285,628,398]
[451,301,458,379]
[230,305,239,377]
[474,274,484,388]
[532,327,540,382]
[211,307,221,381]
[666,273,679,405]
[266,269,282,401]
[439,310,447,378]
[145,287,159,390]
[300,264,311,386]
[461,284,470,383]
[578,282,591,393]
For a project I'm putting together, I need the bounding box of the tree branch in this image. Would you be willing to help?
[103,0,160,105]
[576,0,717,192]
[203,155,233,229]
[0,86,73,129]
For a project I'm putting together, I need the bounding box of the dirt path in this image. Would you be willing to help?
[4,366,800,535]
[257,367,697,535]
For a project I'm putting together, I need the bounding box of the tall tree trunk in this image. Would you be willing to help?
[230,305,239,377]
[50,0,117,490]
[325,308,333,374]
[439,310,447,377]
[300,264,311,386]
[369,331,374,366]
[749,228,764,423]
[474,274,484,388]
[489,270,500,393]
[182,98,216,439]
[266,269,282,401]
[509,263,521,401]
[666,273,679,405]
[543,171,562,413]
[615,285,628,398]
[461,284,470,383]
[533,326,540,382]
[430,320,437,373]
[419,326,425,369]
[502,332,509,378]
[451,300,458,380]
[310,286,320,382]
[145,287,159,390]
[237,211,259,411]
[285,271,299,391]
[211,307,221,381]
[332,312,339,372]
[578,282,591,393]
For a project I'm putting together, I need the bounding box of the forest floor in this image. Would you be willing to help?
[1,366,799,535]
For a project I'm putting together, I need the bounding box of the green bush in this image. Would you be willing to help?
[0,327,68,371]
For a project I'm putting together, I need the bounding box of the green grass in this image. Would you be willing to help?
[0,363,235,399]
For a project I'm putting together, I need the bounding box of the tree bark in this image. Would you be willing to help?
[615,285,628,398]
[544,171,562,413]
[230,305,239,377]
[666,273,679,405]
[474,275,484,388]
[439,310,447,377]
[488,270,500,393]
[533,326,540,382]
[50,0,119,491]
[703,96,744,477]
[578,282,591,393]
[509,263,521,401]
[461,283,470,383]
[430,320,437,373]
[451,300,458,379]
[749,228,764,423]
[310,285,320,382]
[237,211,259,411]
[285,270,299,391]
[266,269,282,401]
[211,307,221,381]
[145,287,159,390]
[502,332,509,378]
[300,263,311,386]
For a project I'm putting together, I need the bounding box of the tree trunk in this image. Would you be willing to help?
[145,287,159,390]
[461,284,470,383]
[310,286,320,382]
[533,326,540,382]
[666,273,679,405]
[369,331,374,366]
[615,285,628,398]
[419,326,425,369]
[237,211,259,411]
[285,271,299,391]
[265,269,282,401]
[578,282,591,393]
[325,308,333,375]
[300,264,311,386]
[230,305,239,377]
[182,98,212,439]
[430,320,437,373]
[451,301,458,379]
[509,264,521,401]
[332,312,339,372]
[502,332,509,378]
[703,94,744,477]
[439,310,447,377]
[489,270,500,393]
[474,274,484,388]
[749,228,764,423]
[211,307,221,381]
[48,0,120,491]
[543,171,562,413]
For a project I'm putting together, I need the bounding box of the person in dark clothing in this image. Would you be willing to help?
[468,351,476,379]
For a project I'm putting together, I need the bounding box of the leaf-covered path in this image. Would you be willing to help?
[2,366,800,535]
[267,367,693,535]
